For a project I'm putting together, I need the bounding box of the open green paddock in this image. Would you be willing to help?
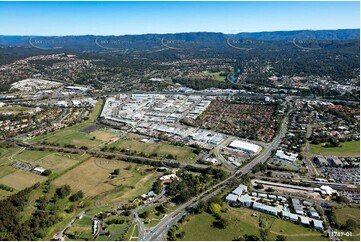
[310,140,360,156]
[107,139,197,162]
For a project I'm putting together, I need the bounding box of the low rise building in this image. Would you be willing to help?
[252,202,278,216]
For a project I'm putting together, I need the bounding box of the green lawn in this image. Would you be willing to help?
[176,207,326,241]
[0,147,20,166]
[137,205,167,228]
[103,214,131,234]
[269,218,328,241]
[310,140,360,156]
[211,72,227,81]
[123,222,138,241]
[108,139,197,162]
[333,206,360,241]
[198,71,227,82]
[16,150,52,162]
[177,208,261,241]
[65,217,94,240]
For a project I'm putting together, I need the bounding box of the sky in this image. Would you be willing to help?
[0,1,359,35]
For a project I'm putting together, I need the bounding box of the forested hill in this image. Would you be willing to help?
[0,29,359,49]
[231,29,360,40]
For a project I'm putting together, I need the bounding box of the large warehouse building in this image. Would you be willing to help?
[228,140,261,153]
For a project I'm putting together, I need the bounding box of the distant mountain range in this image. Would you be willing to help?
[0,29,359,50]
[231,29,360,40]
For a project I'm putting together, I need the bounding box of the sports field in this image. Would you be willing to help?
[310,140,360,157]
[0,169,46,190]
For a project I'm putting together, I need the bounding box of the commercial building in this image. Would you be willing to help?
[327,157,343,167]
[275,150,298,162]
[314,156,329,166]
[228,140,261,153]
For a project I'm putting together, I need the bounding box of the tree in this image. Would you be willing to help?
[213,217,228,229]
[209,202,222,216]
[276,235,286,241]
[344,218,357,231]
[265,187,275,192]
[139,211,150,219]
[243,234,260,241]
[113,168,120,175]
[335,195,349,203]
[42,169,52,176]
[69,190,84,202]
[155,204,167,214]
[255,183,264,189]
[55,185,71,198]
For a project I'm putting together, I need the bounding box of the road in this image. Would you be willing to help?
[238,107,291,175]
[213,136,237,170]
[303,111,319,176]
[140,103,292,240]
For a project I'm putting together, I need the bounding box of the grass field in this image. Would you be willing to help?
[0,169,46,190]
[103,214,131,234]
[29,99,105,148]
[15,150,90,176]
[177,207,326,241]
[65,217,93,240]
[0,147,20,166]
[197,71,226,81]
[310,140,360,156]
[16,150,53,162]
[52,157,159,204]
[108,139,197,162]
[268,218,328,241]
[137,205,167,228]
[90,129,118,142]
[333,206,360,241]
[123,222,138,241]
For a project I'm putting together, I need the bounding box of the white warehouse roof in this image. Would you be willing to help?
[229,140,261,153]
